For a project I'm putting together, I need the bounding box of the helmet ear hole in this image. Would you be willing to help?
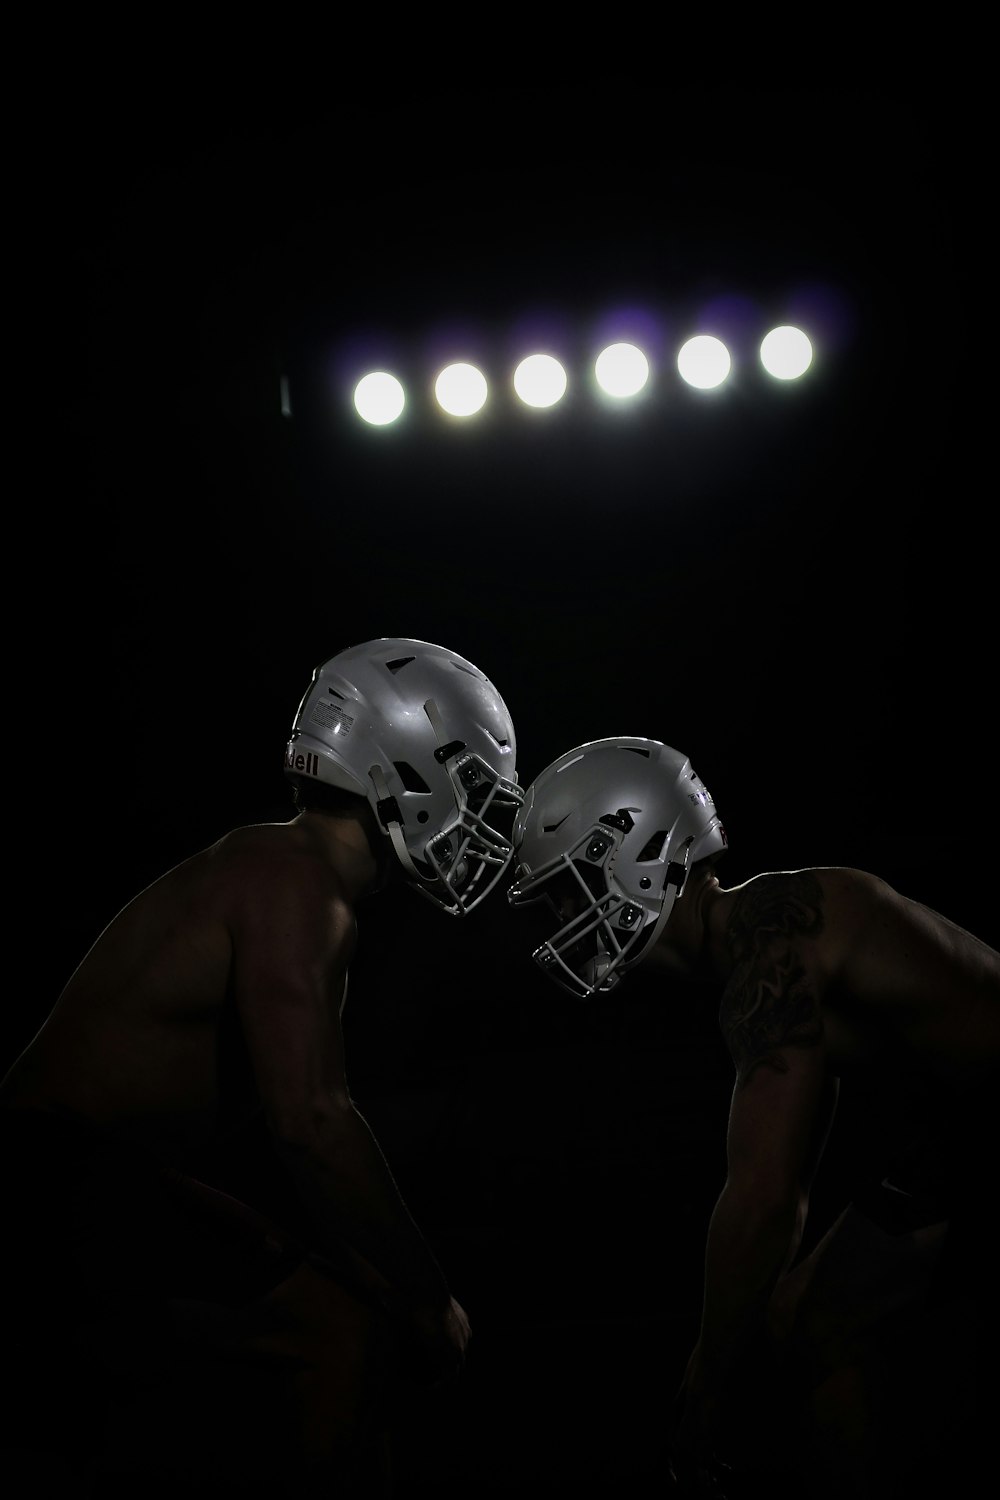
[394,761,432,794]
[636,829,669,862]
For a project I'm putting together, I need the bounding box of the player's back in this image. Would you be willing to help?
[0,821,345,1151]
[813,867,1000,1090]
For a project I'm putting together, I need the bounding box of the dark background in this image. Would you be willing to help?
[24,82,987,1491]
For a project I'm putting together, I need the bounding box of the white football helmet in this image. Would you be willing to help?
[508,738,726,997]
[285,638,522,915]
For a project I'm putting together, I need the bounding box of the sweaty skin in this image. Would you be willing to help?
[0,811,469,1374]
[657,865,1000,1494]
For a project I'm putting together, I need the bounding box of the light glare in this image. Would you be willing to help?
[434,362,488,417]
[677,335,732,390]
[594,342,649,398]
[513,353,567,409]
[760,326,813,379]
[353,371,405,425]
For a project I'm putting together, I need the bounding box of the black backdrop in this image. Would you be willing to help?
[25,82,988,1491]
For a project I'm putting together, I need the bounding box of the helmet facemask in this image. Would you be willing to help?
[379,742,523,916]
[507,737,725,1000]
[509,818,689,999]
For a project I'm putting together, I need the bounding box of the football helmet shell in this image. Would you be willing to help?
[286,638,521,915]
[508,737,726,997]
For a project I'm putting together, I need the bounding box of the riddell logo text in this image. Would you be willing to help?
[285,749,320,776]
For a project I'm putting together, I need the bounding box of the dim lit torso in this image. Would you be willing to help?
[0,824,352,1156]
[711,866,1000,1100]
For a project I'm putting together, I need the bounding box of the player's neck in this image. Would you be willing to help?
[293,810,388,899]
[647,874,727,983]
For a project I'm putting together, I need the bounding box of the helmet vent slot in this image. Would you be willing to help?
[385,656,416,672]
[394,761,432,794]
[636,829,669,863]
[622,746,651,757]
[326,687,346,699]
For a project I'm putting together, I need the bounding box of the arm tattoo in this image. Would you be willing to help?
[720,872,825,1084]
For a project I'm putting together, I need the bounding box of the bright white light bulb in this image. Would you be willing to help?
[353,372,405,425]
[594,343,649,398]
[434,363,488,416]
[677,335,732,390]
[513,353,567,409]
[760,326,813,379]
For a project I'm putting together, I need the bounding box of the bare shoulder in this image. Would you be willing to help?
[718,870,829,1082]
[721,868,828,950]
[203,823,355,944]
[811,866,999,968]
[208,821,333,878]
[718,867,999,1085]
[207,820,316,868]
[724,865,951,949]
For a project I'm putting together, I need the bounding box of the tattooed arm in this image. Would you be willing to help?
[670,873,839,1492]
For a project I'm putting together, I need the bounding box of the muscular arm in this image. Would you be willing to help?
[691,1044,837,1387]
[228,849,452,1320]
[674,874,838,1479]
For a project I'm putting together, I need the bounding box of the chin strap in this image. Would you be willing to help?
[368,699,465,893]
[640,837,695,957]
[368,763,425,883]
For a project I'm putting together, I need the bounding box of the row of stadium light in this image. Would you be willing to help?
[352,326,814,426]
